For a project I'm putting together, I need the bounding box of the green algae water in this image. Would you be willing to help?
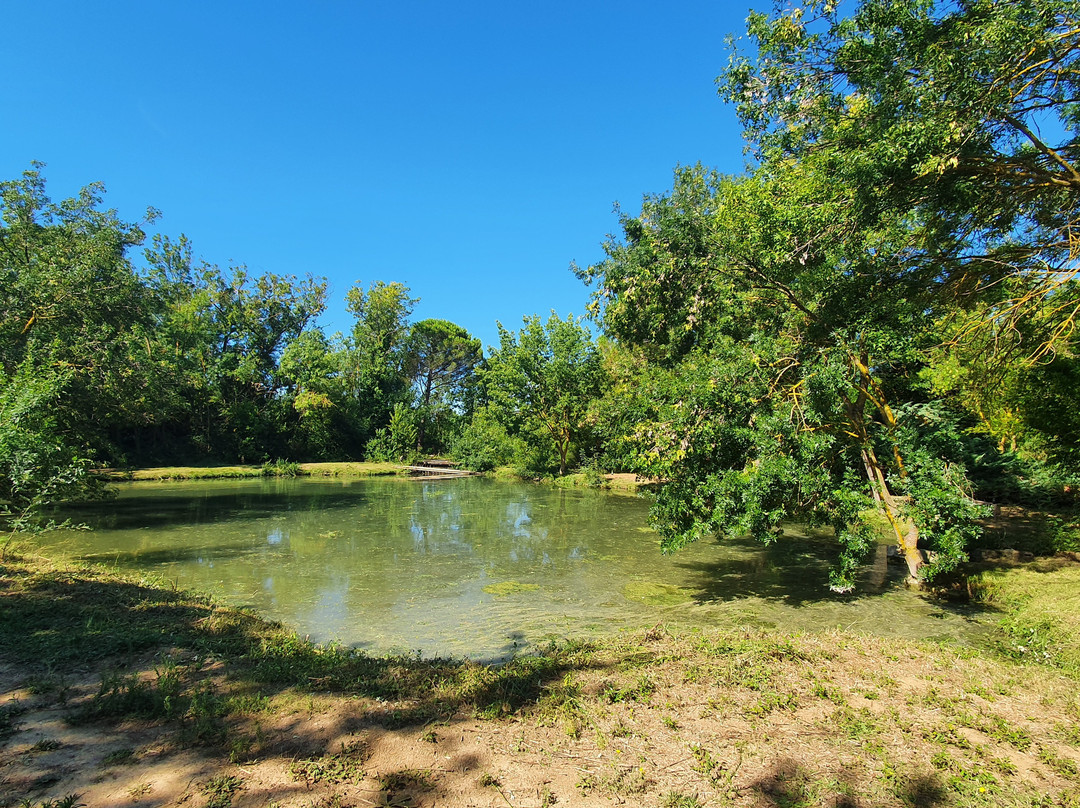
[37,477,993,660]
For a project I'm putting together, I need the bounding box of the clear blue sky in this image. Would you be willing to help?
[3,1,759,351]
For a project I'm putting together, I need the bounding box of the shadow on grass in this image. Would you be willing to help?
[748,759,948,808]
[0,554,605,731]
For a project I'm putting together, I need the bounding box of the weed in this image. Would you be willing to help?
[478,772,501,787]
[659,793,704,808]
[127,783,152,799]
[290,740,368,785]
[101,748,139,768]
[76,663,183,724]
[261,459,302,477]
[922,722,971,749]
[812,681,847,705]
[1055,722,1080,746]
[224,692,271,715]
[831,705,882,742]
[200,775,243,808]
[1038,746,1080,778]
[22,675,68,701]
[600,674,655,704]
[979,714,1034,752]
[420,728,438,743]
[18,797,84,808]
[662,715,679,730]
[28,738,62,752]
[746,689,798,717]
[691,743,743,790]
[0,702,25,737]
[378,769,434,803]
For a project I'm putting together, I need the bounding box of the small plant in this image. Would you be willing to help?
[290,741,368,786]
[478,772,502,787]
[660,793,705,808]
[378,769,434,804]
[200,775,243,808]
[1,702,25,737]
[261,459,301,477]
[20,797,85,808]
[28,738,62,752]
[102,747,136,765]
[1038,746,1080,778]
[127,783,152,800]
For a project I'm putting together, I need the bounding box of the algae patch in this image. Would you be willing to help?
[483,581,541,596]
[623,581,694,606]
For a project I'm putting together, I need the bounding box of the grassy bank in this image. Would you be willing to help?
[100,461,404,482]
[2,550,1079,808]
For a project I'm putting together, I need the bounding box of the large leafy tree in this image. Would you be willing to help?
[342,280,418,450]
[721,0,1079,353]
[484,313,605,476]
[0,165,165,462]
[580,0,1078,588]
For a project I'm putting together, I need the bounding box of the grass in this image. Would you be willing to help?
[966,558,1080,675]
[98,461,403,482]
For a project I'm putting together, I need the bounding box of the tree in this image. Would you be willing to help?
[0,164,166,463]
[341,281,418,448]
[404,319,482,451]
[578,0,1080,588]
[144,235,328,461]
[721,0,1079,355]
[484,313,605,476]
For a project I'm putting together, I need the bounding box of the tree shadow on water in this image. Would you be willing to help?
[673,536,1003,624]
[671,535,890,607]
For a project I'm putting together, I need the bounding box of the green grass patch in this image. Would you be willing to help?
[100,461,403,482]
[967,560,1080,676]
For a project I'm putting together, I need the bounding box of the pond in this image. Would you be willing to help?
[36,476,993,660]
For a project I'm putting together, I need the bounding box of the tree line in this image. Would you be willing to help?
[3,0,1078,589]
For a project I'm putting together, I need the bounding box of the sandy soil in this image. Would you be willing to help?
[3,629,1079,808]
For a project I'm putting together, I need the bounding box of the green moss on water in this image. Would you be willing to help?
[482,581,541,596]
[623,581,695,606]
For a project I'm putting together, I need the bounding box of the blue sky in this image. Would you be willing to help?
[3,1,758,351]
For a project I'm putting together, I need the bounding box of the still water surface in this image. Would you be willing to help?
[38,477,992,660]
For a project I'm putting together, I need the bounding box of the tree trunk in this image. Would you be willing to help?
[861,445,924,584]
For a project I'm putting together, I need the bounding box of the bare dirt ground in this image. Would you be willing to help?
[3,629,1079,808]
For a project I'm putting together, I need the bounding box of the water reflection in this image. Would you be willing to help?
[39,477,994,659]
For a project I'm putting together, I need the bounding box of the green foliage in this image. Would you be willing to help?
[576,0,1079,587]
[450,406,518,471]
[261,459,301,477]
[0,353,108,529]
[365,403,419,463]
[405,318,482,452]
[482,313,606,476]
